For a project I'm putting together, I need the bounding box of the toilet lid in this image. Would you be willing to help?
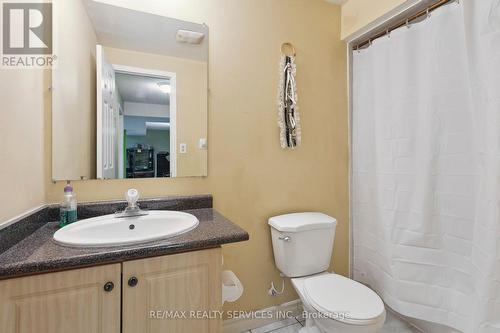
[304,274,385,325]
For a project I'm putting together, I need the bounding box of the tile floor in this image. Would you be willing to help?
[241,310,422,333]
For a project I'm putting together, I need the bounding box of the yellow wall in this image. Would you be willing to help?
[0,70,47,224]
[2,0,349,313]
[103,47,208,177]
[52,0,97,180]
[341,0,407,39]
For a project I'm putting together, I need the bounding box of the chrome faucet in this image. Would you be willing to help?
[115,189,149,218]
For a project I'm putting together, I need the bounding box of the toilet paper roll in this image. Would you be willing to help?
[222,270,243,304]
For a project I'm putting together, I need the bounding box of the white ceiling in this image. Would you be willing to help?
[325,0,348,5]
[83,0,208,61]
[115,73,170,105]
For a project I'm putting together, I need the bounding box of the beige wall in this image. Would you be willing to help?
[341,0,407,39]
[103,47,208,177]
[2,0,349,314]
[0,70,47,224]
[52,0,97,180]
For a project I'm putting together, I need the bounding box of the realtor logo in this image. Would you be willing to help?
[1,1,55,68]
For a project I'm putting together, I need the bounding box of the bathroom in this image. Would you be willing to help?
[0,0,498,332]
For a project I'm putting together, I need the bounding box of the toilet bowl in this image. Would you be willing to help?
[292,273,385,333]
[268,213,386,333]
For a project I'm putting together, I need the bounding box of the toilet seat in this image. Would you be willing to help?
[303,274,385,326]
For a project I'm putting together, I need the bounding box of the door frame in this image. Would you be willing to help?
[112,64,177,178]
[117,104,124,179]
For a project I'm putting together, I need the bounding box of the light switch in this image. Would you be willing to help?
[199,138,208,150]
[179,143,187,154]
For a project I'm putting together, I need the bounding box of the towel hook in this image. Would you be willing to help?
[281,42,296,57]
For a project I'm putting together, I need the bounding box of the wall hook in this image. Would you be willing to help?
[280,42,296,57]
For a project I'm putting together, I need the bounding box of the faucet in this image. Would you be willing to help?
[115,189,149,218]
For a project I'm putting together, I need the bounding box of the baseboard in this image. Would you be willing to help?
[223,299,302,333]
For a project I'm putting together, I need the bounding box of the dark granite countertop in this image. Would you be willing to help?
[0,196,249,279]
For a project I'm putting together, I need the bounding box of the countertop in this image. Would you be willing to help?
[0,196,249,279]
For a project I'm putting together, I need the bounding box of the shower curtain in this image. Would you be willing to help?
[352,1,500,332]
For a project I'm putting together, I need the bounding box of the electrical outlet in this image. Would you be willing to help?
[179,143,187,154]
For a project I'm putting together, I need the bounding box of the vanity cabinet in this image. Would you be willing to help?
[0,264,121,333]
[0,248,222,333]
[123,247,222,333]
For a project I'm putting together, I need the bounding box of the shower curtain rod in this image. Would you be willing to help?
[353,0,456,50]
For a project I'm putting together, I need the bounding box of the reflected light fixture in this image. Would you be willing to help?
[157,82,171,94]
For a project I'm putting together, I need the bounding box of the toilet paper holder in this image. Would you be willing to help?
[222,270,243,305]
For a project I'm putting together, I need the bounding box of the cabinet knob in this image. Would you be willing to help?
[128,276,139,287]
[103,281,114,292]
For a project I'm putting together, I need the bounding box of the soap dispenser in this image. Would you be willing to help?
[59,181,78,228]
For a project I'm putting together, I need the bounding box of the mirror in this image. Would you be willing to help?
[52,0,208,180]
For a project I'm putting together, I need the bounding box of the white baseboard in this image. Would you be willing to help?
[223,299,302,333]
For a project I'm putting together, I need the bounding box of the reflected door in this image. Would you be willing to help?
[96,45,118,179]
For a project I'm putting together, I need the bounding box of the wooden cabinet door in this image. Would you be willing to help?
[122,248,222,333]
[0,264,121,333]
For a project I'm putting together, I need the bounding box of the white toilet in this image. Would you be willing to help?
[269,212,386,333]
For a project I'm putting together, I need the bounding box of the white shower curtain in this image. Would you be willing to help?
[352,1,500,332]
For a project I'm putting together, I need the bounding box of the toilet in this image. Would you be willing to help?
[269,212,386,333]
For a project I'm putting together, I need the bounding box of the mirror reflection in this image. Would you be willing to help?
[52,0,208,180]
[118,73,171,179]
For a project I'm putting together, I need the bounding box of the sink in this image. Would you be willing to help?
[53,211,199,248]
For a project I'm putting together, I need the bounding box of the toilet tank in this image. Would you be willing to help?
[269,213,337,278]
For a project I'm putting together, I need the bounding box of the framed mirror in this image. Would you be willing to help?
[52,0,208,180]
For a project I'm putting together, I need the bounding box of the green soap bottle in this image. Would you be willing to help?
[59,181,78,228]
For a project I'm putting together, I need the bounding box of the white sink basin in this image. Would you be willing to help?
[53,211,199,248]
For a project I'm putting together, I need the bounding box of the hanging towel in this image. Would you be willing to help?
[278,55,301,149]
